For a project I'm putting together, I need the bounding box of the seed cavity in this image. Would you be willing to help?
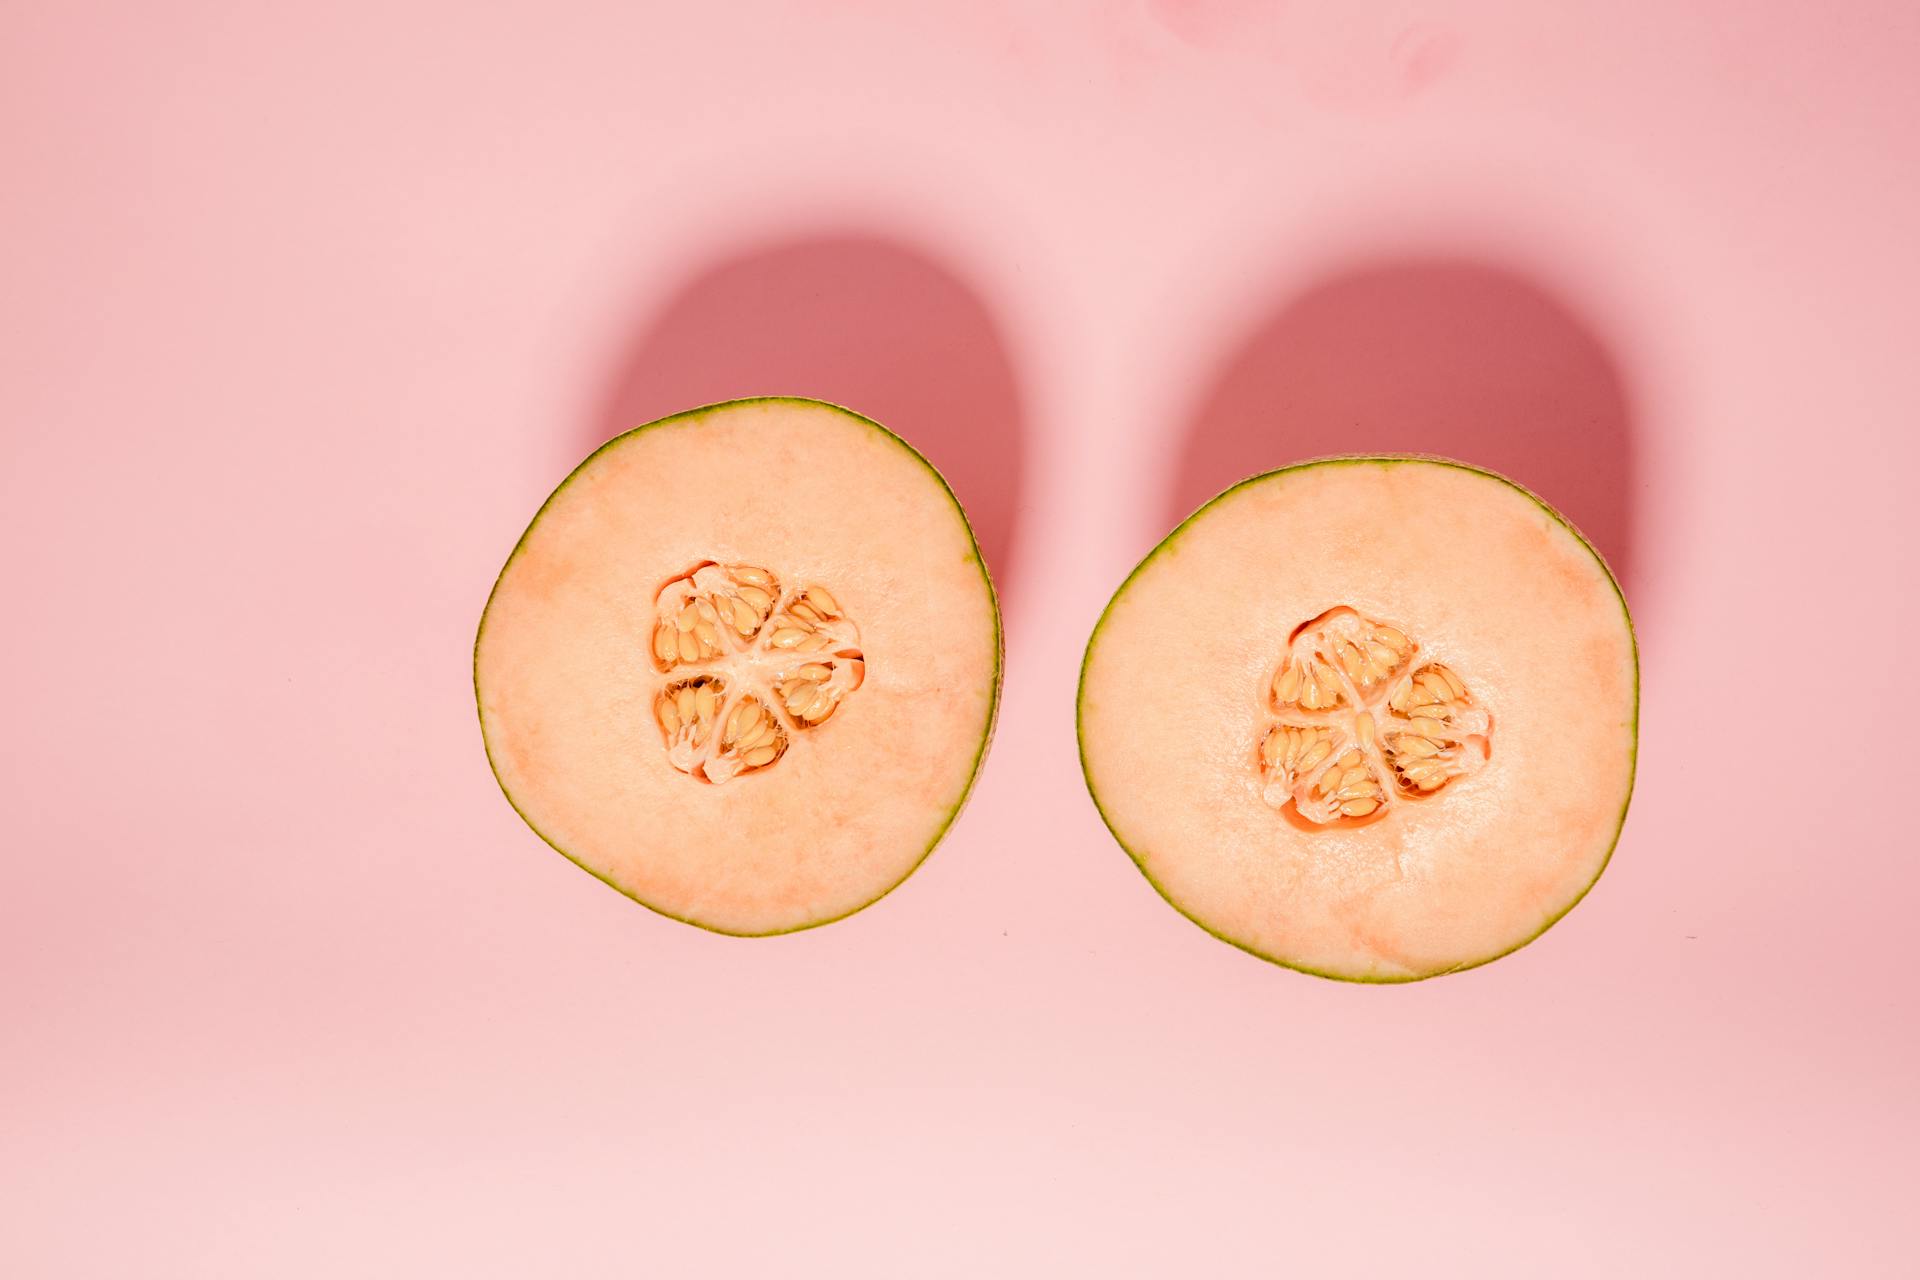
[1256,606,1491,827]
[646,561,865,783]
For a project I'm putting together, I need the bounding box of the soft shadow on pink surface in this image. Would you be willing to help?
[1167,260,1639,599]
[591,234,1027,600]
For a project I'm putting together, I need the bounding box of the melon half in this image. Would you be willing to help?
[1078,458,1637,981]
[475,398,1001,935]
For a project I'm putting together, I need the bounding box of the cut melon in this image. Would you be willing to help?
[1078,458,1636,981]
[476,398,1001,935]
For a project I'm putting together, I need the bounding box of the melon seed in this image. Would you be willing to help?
[1256,607,1491,826]
[730,565,773,588]
[646,560,866,783]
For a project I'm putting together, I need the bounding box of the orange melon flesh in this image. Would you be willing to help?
[1078,458,1636,981]
[476,398,1001,935]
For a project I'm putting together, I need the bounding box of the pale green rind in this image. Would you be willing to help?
[1076,455,1639,983]
[476,396,1004,937]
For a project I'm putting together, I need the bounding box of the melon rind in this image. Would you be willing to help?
[1077,456,1637,982]
[476,396,1002,936]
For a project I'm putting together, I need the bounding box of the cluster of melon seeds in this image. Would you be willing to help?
[647,562,865,783]
[1257,606,1491,826]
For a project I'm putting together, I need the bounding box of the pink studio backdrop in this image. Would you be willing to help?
[3,2,1915,1275]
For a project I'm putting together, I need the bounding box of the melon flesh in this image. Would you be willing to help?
[1078,458,1636,981]
[476,398,1001,935]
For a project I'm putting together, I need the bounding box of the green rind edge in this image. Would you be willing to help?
[475,395,1005,938]
[1075,454,1640,984]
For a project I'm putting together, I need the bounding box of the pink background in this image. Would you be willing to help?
[4,2,1916,1274]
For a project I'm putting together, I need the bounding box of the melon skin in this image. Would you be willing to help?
[1077,457,1638,982]
[476,397,1002,936]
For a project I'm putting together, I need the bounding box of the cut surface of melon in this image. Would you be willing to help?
[1078,458,1636,981]
[476,398,1001,935]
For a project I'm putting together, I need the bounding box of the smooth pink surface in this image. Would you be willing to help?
[2,2,1914,1274]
